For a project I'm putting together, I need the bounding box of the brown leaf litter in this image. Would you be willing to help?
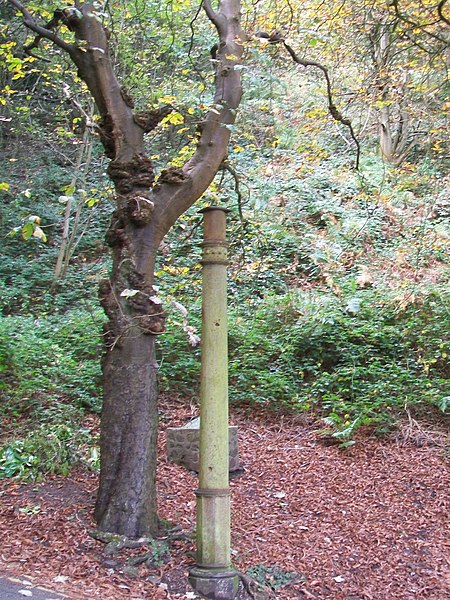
[0,398,448,599]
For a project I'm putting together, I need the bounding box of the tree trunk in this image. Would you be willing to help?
[53,113,94,286]
[93,157,167,537]
[95,333,160,535]
[371,19,417,166]
[9,0,244,538]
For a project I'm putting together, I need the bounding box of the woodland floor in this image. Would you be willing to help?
[0,397,449,600]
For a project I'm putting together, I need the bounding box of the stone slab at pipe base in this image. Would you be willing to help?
[166,417,241,473]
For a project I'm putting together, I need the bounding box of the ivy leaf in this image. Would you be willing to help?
[21,223,34,240]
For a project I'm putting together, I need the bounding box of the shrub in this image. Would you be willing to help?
[227,287,449,436]
[0,308,104,415]
[0,421,95,480]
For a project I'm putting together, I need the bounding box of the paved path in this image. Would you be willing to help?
[0,577,68,600]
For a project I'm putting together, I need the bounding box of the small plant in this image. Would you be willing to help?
[124,538,171,569]
[18,505,41,515]
[0,441,38,479]
[146,539,170,567]
[0,422,94,480]
[246,563,302,591]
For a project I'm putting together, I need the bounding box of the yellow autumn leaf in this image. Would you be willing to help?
[158,95,176,104]
[33,225,47,242]
[161,112,184,126]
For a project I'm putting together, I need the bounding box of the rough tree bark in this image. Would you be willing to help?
[370,20,419,166]
[9,0,244,537]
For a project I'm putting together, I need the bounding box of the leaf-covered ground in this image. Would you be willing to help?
[0,398,448,599]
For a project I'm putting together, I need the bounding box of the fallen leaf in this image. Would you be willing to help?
[273,491,286,499]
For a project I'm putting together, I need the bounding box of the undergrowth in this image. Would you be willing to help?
[0,146,448,476]
[160,282,449,441]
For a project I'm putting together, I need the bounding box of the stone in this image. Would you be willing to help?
[166,417,240,472]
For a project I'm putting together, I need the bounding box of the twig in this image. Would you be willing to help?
[280,39,361,169]
[221,161,246,220]
[389,0,449,44]
[438,0,450,26]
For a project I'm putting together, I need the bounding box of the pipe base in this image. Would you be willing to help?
[188,566,239,600]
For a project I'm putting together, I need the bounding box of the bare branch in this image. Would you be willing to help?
[280,38,361,169]
[388,0,449,44]
[221,161,246,220]
[7,0,75,56]
[188,1,205,56]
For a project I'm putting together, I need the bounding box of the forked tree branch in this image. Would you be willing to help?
[9,0,245,266]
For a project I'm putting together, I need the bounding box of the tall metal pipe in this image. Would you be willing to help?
[189,207,238,600]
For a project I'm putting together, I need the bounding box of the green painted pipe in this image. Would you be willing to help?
[189,207,238,599]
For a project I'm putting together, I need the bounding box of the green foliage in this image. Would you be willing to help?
[229,286,449,434]
[157,272,449,440]
[0,309,104,414]
[152,153,449,442]
[0,441,39,479]
[144,539,170,567]
[246,563,302,591]
[0,394,97,480]
[0,145,112,315]
[1,0,449,479]
[0,421,94,480]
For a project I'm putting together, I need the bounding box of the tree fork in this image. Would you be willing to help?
[9,0,245,537]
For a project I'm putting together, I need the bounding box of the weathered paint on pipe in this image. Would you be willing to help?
[189,207,238,599]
